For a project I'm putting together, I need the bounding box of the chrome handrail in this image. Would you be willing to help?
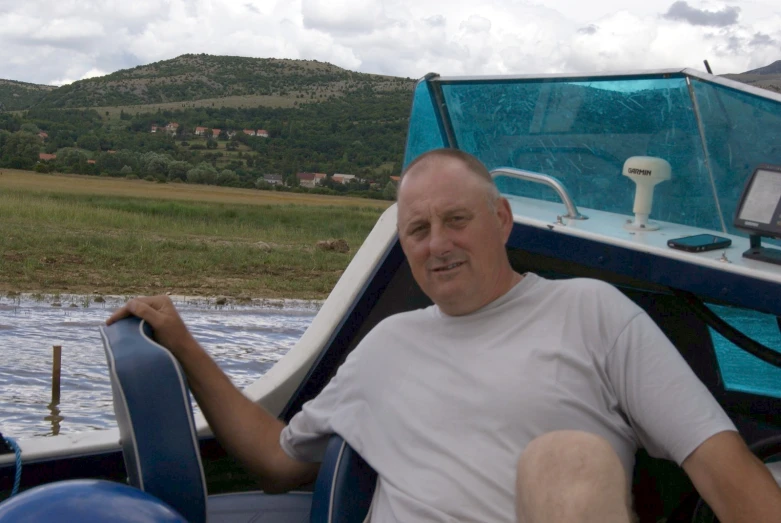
[490,167,588,220]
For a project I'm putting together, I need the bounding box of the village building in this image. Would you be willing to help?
[243,129,256,136]
[150,125,158,133]
[296,172,316,188]
[37,132,48,140]
[332,174,357,184]
[165,123,179,135]
[194,127,208,136]
[212,129,221,138]
[263,174,283,185]
[38,153,56,161]
[256,130,269,138]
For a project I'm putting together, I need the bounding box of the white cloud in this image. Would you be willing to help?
[0,0,778,86]
[302,0,391,35]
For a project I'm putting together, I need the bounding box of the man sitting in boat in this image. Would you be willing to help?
[107,148,781,522]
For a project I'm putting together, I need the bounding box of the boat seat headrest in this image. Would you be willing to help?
[100,316,207,523]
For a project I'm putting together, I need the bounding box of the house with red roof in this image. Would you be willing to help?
[194,126,208,136]
[333,174,357,184]
[296,172,316,188]
[243,129,256,136]
[39,153,56,161]
[256,130,269,138]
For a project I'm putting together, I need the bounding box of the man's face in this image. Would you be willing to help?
[397,157,513,316]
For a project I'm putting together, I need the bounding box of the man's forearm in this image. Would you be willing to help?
[709,454,781,523]
[175,337,318,492]
[685,431,781,523]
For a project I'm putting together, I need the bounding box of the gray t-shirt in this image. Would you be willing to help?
[280,273,735,522]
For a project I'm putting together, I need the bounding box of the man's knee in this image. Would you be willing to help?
[516,431,631,522]
[517,430,625,480]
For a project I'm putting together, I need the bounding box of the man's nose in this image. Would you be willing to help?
[428,224,453,256]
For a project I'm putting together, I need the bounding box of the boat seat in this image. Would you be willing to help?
[100,317,377,523]
[311,435,378,523]
[101,316,208,523]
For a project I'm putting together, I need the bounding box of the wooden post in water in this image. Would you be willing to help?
[52,345,62,405]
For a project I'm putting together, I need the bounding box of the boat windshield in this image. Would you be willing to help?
[404,71,781,236]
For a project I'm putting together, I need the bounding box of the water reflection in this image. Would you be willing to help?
[45,402,63,436]
[0,294,317,438]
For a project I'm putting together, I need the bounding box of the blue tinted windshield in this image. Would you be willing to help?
[404,72,781,235]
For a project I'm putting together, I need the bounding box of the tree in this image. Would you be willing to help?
[217,169,239,186]
[2,132,40,169]
[382,181,397,200]
[186,162,218,185]
[76,133,100,152]
[167,161,191,182]
[120,165,133,176]
[20,122,40,134]
[57,148,89,173]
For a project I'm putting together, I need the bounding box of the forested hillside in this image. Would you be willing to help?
[34,54,412,108]
[0,80,56,111]
[1,54,779,202]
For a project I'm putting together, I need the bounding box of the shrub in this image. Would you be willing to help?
[125,174,139,180]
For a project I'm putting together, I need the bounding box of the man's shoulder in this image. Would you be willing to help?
[536,275,627,300]
[532,275,641,321]
[372,306,434,332]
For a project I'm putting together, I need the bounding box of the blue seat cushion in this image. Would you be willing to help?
[311,435,378,523]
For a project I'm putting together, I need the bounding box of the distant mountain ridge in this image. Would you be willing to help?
[743,60,781,75]
[723,60,781,95]
[2,54,414,110]
[0,79,56,111]
[1,55,779,113]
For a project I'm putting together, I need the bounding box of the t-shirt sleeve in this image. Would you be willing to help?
[279,333,372,462]
[279,349,360,462]
[606,312,736,466]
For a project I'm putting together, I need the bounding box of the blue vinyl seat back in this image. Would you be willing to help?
[312,435,378,523]
[100,317,207,523]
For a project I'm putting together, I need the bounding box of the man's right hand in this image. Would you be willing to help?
[106,296,198,359]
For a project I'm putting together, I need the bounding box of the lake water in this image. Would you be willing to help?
[0,294,317,438]
[2,293,780,440]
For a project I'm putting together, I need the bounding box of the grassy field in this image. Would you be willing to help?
[0,169,391,300]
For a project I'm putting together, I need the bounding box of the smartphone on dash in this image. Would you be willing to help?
[667,234,732,253]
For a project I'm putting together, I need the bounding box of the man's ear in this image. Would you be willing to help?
[497,197,513,241]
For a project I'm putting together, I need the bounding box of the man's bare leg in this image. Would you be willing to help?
[516,430,633,523]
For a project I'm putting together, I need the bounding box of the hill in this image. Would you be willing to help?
[722,59,781,95]
[743,60,781,75]
[31,54,413,109]
[0,79,56,111]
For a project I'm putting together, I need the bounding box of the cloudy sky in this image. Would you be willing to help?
[0,0,778,86]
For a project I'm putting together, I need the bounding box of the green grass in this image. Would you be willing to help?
[0,185,386,299]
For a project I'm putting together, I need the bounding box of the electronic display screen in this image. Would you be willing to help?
[738,169,781,224]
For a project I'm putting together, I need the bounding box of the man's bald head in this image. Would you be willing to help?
[399,149,500,206]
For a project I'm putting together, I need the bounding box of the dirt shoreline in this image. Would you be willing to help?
[1,290,324,310]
